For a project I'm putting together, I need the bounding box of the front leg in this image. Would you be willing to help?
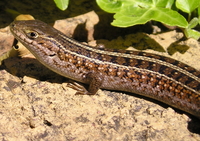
[68,72,104,95]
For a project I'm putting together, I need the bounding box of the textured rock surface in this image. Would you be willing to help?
[0,0,200,140]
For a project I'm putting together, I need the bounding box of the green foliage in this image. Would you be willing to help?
[176,0,200,13]
[96,0,200,40]
[54,0,69,11]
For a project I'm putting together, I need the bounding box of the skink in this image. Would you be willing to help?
[9,20,200,118]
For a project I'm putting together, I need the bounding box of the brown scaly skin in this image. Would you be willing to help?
[10,20,200,118]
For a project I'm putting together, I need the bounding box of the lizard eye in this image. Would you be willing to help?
[27,31,38,39]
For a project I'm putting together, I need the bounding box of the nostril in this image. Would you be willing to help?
[49,53,56,57]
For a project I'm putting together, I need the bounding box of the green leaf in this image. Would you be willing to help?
[155,0,174,8]
[97,0,188,28]
[54,0,69,11]
[176,0,200,13]
[184,28,200,40]
[96,0,199,40]
[198,7,200,24]
[198,6,200,16]
[112,7,188,28]
[96,0,175,13]
[165,0,174,8]
[188,17,199,28]
[96,0,123,13]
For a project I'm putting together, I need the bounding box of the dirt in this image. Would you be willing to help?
[0,0,200,141]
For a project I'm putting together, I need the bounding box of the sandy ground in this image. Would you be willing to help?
[0,1,200,140]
